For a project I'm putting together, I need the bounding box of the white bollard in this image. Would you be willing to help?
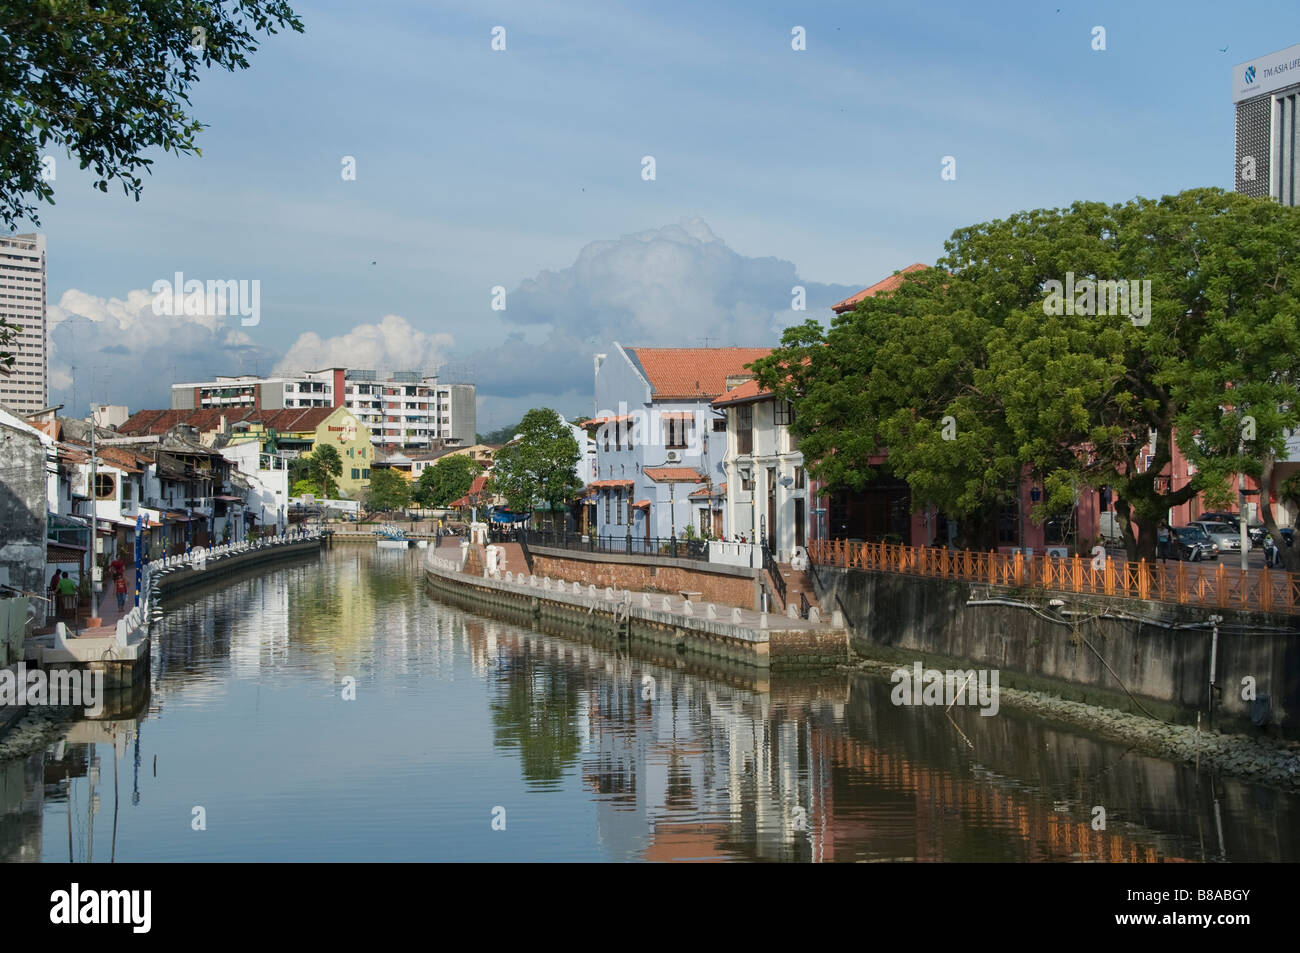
[808,607,821,623]
[662,596,673,612]
[787,602,799,619]
[832,609,844,627]
[730,607,743,624]
[605,587,614,601]
[573,582,582,595]
[642,593,652,609]
[682,599,694,616]
[759,612,769,629]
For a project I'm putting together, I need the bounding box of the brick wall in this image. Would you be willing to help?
[530,552,760,609]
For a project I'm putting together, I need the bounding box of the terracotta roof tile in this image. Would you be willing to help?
[831,263,929,314]
[625,347,771,400]
[643,467,707,483]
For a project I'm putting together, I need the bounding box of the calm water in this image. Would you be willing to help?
[2,545,1298,862]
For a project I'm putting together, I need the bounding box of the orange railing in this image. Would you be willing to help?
[808,539,1300,615]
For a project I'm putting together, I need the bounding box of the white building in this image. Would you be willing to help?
[713,376,810,562]
[0,233,48,415]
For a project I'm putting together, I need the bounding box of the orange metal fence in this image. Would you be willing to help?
[808,539,1300,615]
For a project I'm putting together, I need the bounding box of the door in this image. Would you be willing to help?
[712,508,723,539]
[794,498,805,549]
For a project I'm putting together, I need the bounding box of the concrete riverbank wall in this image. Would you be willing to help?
[525,545,765,611]
[424,555,847,671]
[152,537,325,598]
[813,564,1300,735]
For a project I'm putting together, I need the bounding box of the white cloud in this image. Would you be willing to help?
[47,288,274,412]
[274,314,453,376]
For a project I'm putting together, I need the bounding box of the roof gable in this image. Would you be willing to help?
[624,347,771,400]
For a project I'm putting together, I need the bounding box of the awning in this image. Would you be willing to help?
[47,542,87,564]
[214,495,243,503]
[490,511,530,523]
[631,499,650,510]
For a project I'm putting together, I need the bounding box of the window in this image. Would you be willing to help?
[996,498,1018,545]
[794,466,805,489]
[740,470,754,492]
[604,490,611,524]
[774,400,795,427]
[616,489,624,525]
[361,469,370,479]
[94,473,115,500]
[712,418,726,432]
[737,405,753,455]
[352,468,360,480]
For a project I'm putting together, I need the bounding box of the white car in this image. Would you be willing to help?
[1191,521,1250,553]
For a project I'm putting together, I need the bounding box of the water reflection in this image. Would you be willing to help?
[1,547,1296,862]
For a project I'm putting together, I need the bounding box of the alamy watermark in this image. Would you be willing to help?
[0,663,104,716]
[591,401,706,457]
[151,271,260,326]
[890,661,1000,716]
[1042,272,1150,326]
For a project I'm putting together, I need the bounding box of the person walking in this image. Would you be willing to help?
[114,570,129,611]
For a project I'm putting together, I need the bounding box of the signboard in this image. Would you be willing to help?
[1234,44,1300,102]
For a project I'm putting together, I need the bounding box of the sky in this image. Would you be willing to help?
[19,0,1299,434]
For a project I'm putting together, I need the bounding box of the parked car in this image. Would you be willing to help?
[1160,525,1217,561]
[1198,511,1267,545]
[1190,520,1250,554]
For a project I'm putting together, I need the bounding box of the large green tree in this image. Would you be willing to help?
[753,188,1300,565]
[414,453,482,507]
[365,467,410,512]
[488,409,581,524]
[308,442,342,499]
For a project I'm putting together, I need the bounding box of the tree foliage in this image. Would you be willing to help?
[488,409,581,517]
[752,188,1300,564]
[308,442,342,499]
[365,467,410,512]
[0,0,303,230]
[414,453,482,507]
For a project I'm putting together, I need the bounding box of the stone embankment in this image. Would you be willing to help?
[848,656,1300,791]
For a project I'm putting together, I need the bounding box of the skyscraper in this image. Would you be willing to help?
[1234,43,1300,205]
[0,233,48,415]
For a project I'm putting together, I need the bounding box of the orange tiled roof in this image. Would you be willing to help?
[643,467,706,483]
[626,347,771,400]
[587,479,635,489]
[118,406,337,437]
[831,263,929,314]
[631,499,650,509]
[712,378,771,407]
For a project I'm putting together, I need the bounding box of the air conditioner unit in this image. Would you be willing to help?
[1046,546,1069,559]
[665,450,682,463]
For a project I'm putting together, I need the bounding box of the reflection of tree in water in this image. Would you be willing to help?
[489,640,582,787]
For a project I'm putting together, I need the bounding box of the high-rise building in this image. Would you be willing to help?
[1234,43,1300,205]
[170,366,476,448]
[0,233,48,415]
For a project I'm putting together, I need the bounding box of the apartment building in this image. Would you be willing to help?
[0,233,49,415]
[171,368,475,449]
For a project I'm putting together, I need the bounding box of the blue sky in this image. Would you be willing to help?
[25,0,1296,432]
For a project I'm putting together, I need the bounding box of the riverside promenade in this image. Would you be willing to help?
[19,531,327,694]
[423,533,849,670]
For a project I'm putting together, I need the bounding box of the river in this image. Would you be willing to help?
[2,546,1297,862]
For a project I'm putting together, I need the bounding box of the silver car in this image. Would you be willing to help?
[1191,521,1251,553]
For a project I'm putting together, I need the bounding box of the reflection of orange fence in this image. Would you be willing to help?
[809,539,1300,614]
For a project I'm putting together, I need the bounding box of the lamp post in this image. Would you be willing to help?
[88,410,100,623]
